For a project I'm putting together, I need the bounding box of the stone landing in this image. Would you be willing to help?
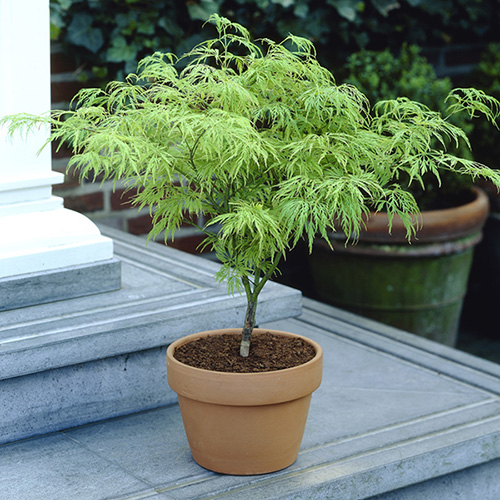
[0,299,499,499]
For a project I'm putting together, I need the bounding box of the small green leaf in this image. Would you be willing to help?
[137,14,156,35]
[371,0,400,16]
[92,66,108,79]
[294,1,309,18]
[50,23,62,40]
[327,0,359,21]
[271,0,294,7]
[57,0,74,10]
[187,1,222,21]
[106,36,138,63]
[67,13,104,53]
[115,12,138,35]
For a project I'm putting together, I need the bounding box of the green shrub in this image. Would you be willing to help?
[7,16,500,353]
[344,45,452,110]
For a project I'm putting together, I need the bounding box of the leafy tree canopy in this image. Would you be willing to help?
[6,15,500,355]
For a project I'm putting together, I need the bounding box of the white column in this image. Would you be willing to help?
[0,0,113,279]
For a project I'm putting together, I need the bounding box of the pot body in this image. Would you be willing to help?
[166,328,323,475]
[311,188,489,346]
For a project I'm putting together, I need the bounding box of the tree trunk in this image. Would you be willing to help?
[240,298,257,357]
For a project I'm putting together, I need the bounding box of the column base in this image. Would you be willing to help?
[0,258,121,311]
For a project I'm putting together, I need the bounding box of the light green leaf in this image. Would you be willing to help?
[327,0,358,21]
[371,0,400,16]
[272,0,294,7]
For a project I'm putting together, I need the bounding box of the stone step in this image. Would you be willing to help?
[0,299,499,499]
[0,226,301,444]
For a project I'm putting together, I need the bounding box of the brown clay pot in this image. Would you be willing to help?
[166,328,323,475]
[354,186,489,244]
[311,187,490,345]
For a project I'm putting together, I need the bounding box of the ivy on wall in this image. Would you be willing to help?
[50,0,195,81]
[50,0,500,83]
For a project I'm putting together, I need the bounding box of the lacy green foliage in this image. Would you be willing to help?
[50,0,500,84]
[4,16,500,336]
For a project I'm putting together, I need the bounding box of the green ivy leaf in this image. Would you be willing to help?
[327,0,358,22]
[371,0,400,16]
[294,0,309,19]
[106,35,138,63]
[137,16,156,35]
[55,0,75,10]
[250,0,272,8]
[271,0,294,7]
[50,6,64,40]
[143,36,160,49]
[67,13,104,53]
[187,0,222,21]
[158,16,184,38]
[115,12,138,36]
[50,23,62,40]
[92,66,108,79]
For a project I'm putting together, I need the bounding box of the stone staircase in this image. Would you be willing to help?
[0,226,301,444]
[1,226,499,499]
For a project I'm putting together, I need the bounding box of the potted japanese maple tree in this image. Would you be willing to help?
[3,15,500,475]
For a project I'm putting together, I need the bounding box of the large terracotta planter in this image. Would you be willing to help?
[166,328,323,475]
[310,188,489,346]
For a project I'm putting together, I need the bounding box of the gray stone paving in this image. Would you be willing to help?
[1,300,499,499]
[1,226,500,499]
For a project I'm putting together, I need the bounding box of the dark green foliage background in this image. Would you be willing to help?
[50,0,500,83]
[466,43,500,169]
[343,44,475,208]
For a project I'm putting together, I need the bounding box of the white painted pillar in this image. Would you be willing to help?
[0,0,113,279]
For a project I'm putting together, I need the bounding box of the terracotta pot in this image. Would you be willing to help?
[351,186,489,244]
[166,328,323,475]
[310,188,490,345]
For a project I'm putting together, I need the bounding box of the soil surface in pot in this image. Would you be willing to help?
[173,333,316,373]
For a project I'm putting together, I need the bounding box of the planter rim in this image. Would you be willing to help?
[316,231,482,257]
[329,186,489,244]
[166,328,323,406]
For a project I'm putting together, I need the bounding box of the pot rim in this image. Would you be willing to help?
[166,328,323,406]
[329,186,489,244]
[167,328,322,376]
